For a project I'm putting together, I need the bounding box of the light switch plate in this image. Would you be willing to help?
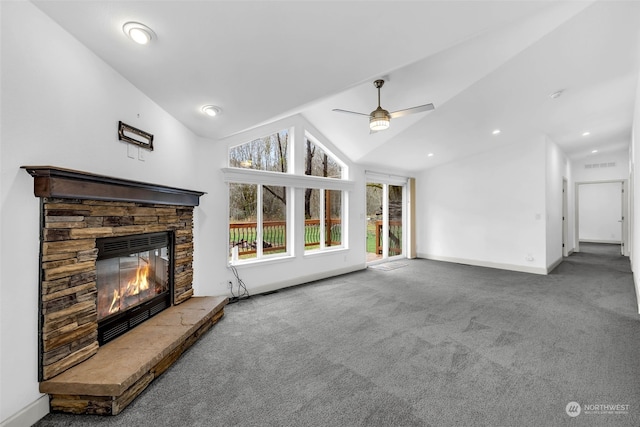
[127,143,137,159]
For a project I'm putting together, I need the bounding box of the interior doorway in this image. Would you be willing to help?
[366,180,406,263]
[575,180,627,255]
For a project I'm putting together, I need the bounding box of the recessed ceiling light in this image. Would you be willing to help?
[591,149,598,154]
[582,131,591,136]
[549,90,564,99]
[201,105,221,117]
[492,129,501,135]
[427,153,434,157]
[122,22,156,45]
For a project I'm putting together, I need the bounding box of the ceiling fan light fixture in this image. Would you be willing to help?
[369,107,390,131]
[333,78,433,133]
[370,118,390,131]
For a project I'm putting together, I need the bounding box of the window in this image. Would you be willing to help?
[229,129,289,172]
[226,121,351,265]
[229,183,258,261]
[304,189,342,253]
[304,135,343,179]
[229,183,289,262]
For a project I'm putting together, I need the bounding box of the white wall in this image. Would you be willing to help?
[572,149,629,182]
[578,182,623,243]
[630,67,640,313]
[0,3,203,424]
[416,137,548,274]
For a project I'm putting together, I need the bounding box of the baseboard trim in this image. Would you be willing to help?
[0,394,49,427]
[546,257,563,274]
[634,272,640,315]
[417,253,547,275]
[579,239,621,245]
[245,264,366,296]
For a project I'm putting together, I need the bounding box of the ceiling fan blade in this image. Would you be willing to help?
[332,108,370,117]
[389,103,435,119]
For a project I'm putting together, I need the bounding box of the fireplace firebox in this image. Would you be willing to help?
[96,232,173,344]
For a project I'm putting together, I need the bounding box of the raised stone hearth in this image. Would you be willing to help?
[40,296,227,415]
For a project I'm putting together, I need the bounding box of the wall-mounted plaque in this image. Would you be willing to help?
[118,121,154,151]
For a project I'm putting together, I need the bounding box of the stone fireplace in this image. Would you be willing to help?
[23,166,227,415]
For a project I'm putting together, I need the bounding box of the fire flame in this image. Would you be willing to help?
[126,263,150,296]
[108,289,120,314]
[108,263,150,314]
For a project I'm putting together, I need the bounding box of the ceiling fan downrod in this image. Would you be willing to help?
[374,79,385,108]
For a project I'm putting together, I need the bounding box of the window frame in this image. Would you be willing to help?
[228,128,290,173]
[304,188,344,254]
[224,119,354,266]
[228,183,292,263]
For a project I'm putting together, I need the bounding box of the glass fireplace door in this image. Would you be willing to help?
[95,232,172,344]
[96,248,169,321]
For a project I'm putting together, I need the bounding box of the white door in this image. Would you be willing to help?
[578,181,623,247]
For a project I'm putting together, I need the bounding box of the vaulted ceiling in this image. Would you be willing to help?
[33,0,640,172]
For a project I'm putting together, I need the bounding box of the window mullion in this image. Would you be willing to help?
[319,189,326,250]
[257,184,263,258]
[382,184,389,258]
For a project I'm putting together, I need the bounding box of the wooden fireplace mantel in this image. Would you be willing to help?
[22,165,205,206]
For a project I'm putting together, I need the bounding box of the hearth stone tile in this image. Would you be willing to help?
[40,296,227,399]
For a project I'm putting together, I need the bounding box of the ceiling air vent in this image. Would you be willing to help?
[584,162,615,169]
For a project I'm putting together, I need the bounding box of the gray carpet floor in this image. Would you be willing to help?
[35,243,640,426]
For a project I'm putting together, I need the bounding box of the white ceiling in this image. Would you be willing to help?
[33,0,640,172]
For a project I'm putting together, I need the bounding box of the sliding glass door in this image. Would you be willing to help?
[366,180,405,263]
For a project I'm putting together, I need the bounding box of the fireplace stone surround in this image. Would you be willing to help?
[22,166,227,415]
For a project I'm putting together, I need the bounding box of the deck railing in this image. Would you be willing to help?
[230,219,342,256]
[374,220,403,255]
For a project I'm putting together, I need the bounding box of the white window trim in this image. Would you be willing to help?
[224,114,353,266]
[228,183,292,265]
[305,188,345,253]
[222,167,355,192]
[305,131,348,180]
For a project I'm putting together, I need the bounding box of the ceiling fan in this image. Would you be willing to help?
[333,79,435,132]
